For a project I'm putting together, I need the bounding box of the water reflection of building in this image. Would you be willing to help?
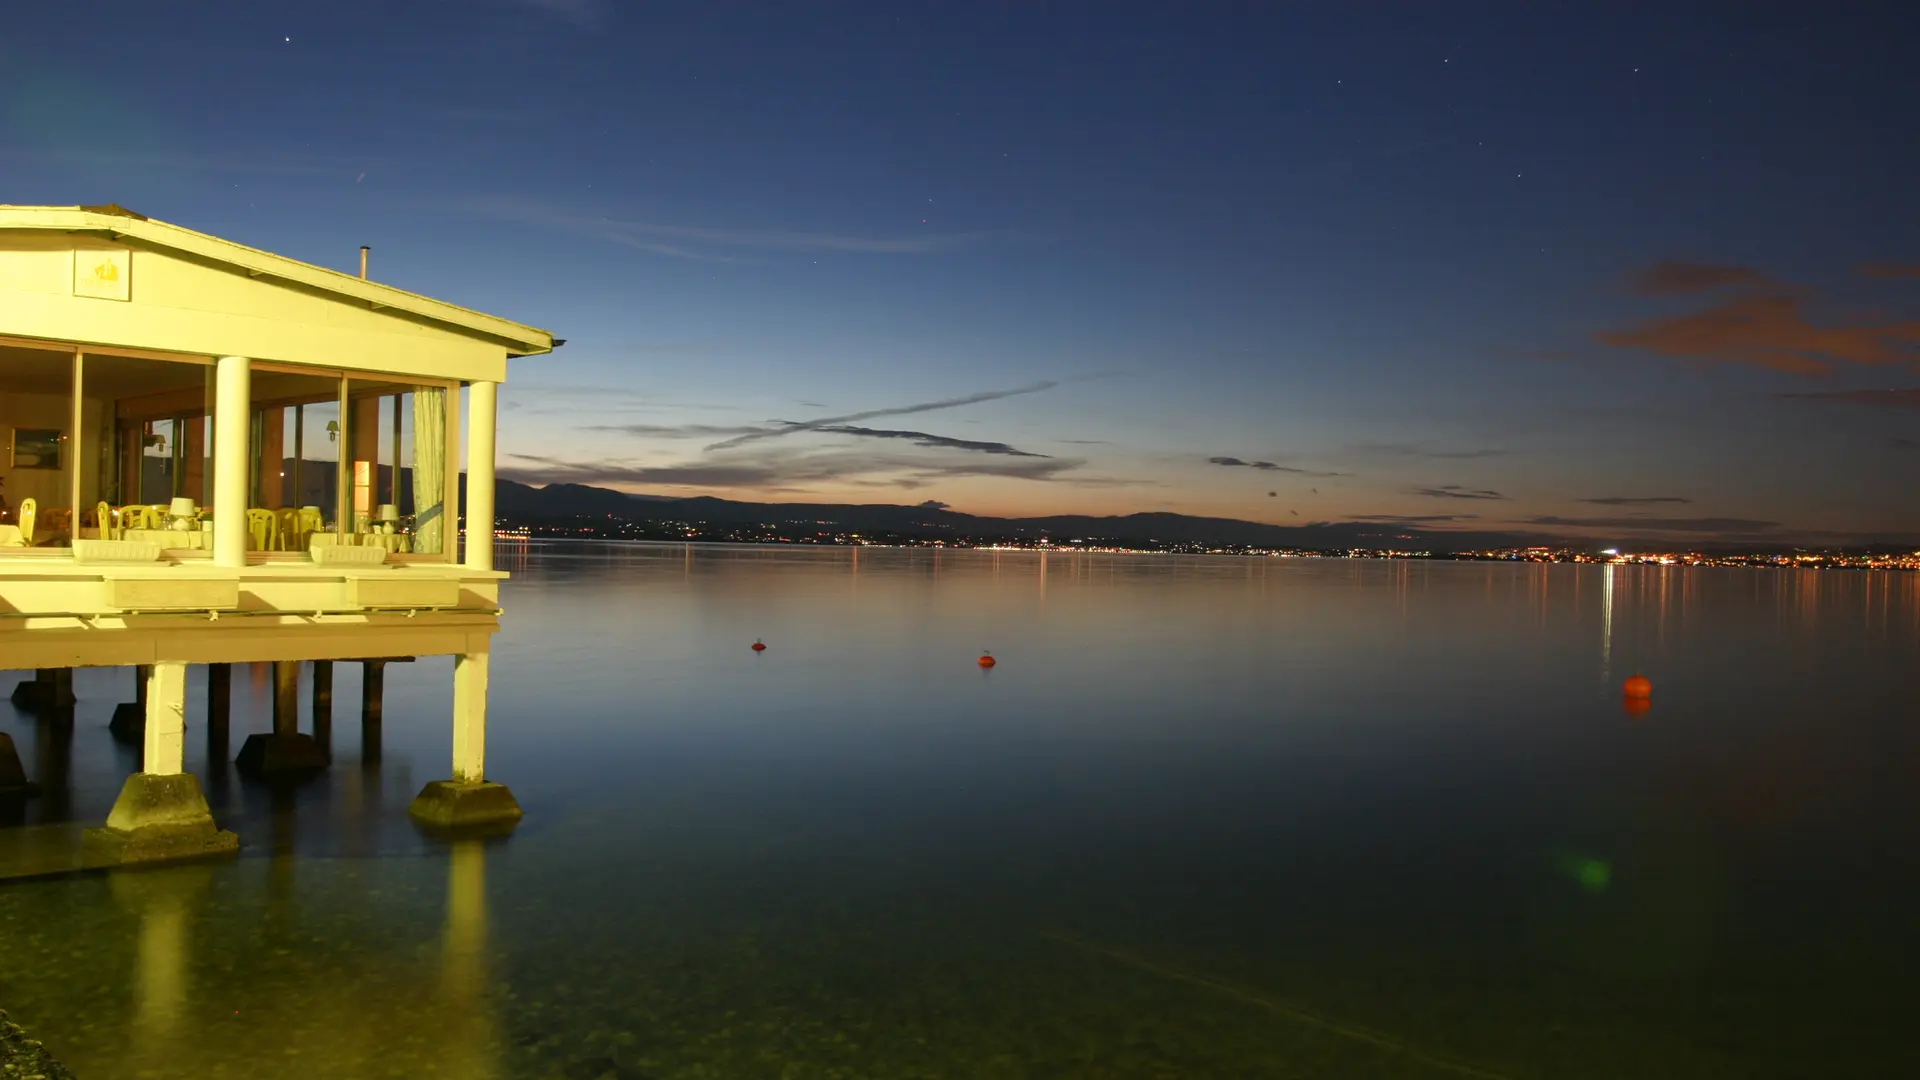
[86,837,504,1078]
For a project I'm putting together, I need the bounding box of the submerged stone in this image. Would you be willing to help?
[234,732,329,775]
[0,733,35,795]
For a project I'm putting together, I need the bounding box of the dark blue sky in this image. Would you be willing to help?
[6,2,1918,542]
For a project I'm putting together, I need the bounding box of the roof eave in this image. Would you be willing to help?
[0,205,557,357]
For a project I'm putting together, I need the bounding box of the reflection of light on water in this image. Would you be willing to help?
[135,893,188,1044]
[443,839,489,1000]
[1601,563,1614,681]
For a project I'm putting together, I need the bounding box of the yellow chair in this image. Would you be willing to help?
[298,506,325,544]
[17,498,34,546]
[275,507,302,552]
[245,508,279,552]
[95,501,115,540]
[118,504,160,531]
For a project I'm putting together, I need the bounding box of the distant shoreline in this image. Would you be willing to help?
[490,531,1920,571]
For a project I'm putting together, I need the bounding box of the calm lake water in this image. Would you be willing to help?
[3,543,1918,1078]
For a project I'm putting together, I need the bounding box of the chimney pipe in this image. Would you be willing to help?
[359,246,369,280]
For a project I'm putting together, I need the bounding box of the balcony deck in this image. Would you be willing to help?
[0,554,504,669]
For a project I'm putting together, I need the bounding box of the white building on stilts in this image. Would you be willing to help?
[0,204,555,861]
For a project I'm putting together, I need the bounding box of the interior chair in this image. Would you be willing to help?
[245,508,279,552]
[17,498,36,546]
[275,507,302,552]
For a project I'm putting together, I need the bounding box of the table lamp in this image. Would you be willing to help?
[168,497,196,531]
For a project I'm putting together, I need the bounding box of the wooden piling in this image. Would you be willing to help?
[206,664,231,750]
[272,661,299,737]
[311,661,334,750]
[361,659,386,763]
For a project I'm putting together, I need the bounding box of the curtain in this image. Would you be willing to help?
[412,389,446,555]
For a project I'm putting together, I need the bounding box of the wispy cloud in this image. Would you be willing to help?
[1577,496,1692,506]
[812,425,1047,457]
[1780,388,1920,408]
[705,382,1059,451]
[1412,485,1507,500]
[1598,292,1920,375]
[1523,514,1779,535]
[18,146,360,180]
[1861,261,1920,279]
[1352,442,1507,460]
[450,195,995,262]
[501,445,1090,492]
[606,233,746,264]
[1629,260,1775,296]
[1207,456,1349,477]
[1350,514,1480,523]
[585,423,769,438]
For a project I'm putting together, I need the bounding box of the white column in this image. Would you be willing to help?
[451,651,490,782]
[212,355,251,567]
[464,380,498,571]
[143,661,187,776]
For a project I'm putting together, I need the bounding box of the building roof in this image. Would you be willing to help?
[0,204,557,358]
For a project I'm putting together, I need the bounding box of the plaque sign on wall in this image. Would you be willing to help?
[73,248,132,301]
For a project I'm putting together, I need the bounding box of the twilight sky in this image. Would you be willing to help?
[6,2,1919,543]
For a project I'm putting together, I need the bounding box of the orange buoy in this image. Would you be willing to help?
[978,652,996,668]
[751,639,766,652]
[1623,674,1652,699]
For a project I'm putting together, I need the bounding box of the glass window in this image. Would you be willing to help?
[82,354,216,541]
[343,378,452,558]
[251,367,343,550]
[0,343,76,549]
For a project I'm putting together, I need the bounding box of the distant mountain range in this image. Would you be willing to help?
[493,480,1586,552]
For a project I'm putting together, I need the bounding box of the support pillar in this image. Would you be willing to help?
[235,661,327,775]
[110,664,152,742]
[85,661,238,863]
[409,651,520,829]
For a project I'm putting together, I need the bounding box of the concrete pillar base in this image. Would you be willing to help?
[108,701,146,742]
[408,780,523,829]
[0,733,39,796]
[234,732,329,775]
[83,773,238,864]
[11,669,75,712]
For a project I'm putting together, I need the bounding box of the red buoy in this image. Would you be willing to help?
[978,652,996,668]
[751,639,766,652]
[1623,674,1652,699]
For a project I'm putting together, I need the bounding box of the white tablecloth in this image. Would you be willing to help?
[122,528,210,551]
[309,532,412,553]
